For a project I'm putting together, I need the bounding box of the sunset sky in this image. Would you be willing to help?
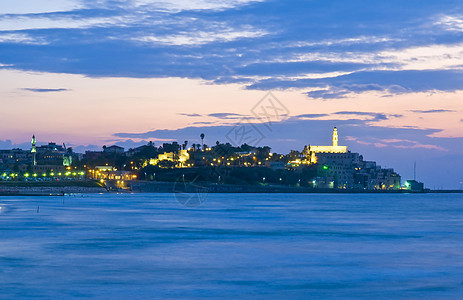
[0,0,462,188]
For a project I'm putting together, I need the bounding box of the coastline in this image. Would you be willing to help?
[1,181,462,196]
[0,181,107,196]
[0,186,107,196]
[131,181,463,194]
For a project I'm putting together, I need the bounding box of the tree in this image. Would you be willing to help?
[289,150,302,160]
[200,133,205,148]
[183,140,188,150]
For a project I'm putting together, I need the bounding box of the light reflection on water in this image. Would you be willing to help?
[0,193,463,299]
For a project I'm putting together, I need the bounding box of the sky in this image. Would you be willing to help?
[0,0,462,188]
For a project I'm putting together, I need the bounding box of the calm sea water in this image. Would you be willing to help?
[1,193,463,299]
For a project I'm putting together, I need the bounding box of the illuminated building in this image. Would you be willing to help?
[404,180,424,192]
[149,150,190,167]
[304,127,348,164]
[88,166,134,181]
[332,127,338,146]
[286,127,348,166]
[294,127,401,189]
[0,137,83,178]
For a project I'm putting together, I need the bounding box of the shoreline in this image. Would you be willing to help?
[0,181,107,196]
[130,181,463,194]
[0,187,107,196]
[0,181,462,196]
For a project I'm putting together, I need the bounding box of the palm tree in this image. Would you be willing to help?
[200,133,205,149]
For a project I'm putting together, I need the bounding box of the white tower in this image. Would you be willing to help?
[332,127,338,147]
[31,135,37,166]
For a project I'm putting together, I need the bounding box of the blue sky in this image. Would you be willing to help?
[0,0,462,188]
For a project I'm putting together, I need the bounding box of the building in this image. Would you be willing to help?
[33,137,74,167]
[0,148,32,169]
[31,164,68,173]
[353,158,401,190]
[149,150,190,167]
[103,145,125,154]
[405,180,424,192]
[36,142,65,153]
[315,152,360,188]
[304,127,349,164]
[126,142,156,157]
[88,166,135,181]
[301,128,401,190]
[84,151,104,161]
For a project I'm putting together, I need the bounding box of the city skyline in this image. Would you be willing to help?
[0,127,404,191]
[0,0,462,188]
[0,125,457,190]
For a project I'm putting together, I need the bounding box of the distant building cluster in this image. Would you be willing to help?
[0,128,420,190]
[288,128,401,190]
[0,135,82,180]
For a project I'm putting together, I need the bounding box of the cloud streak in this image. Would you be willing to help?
[134,26,267,46]
[21,88,70,92]
[0,0,82,15]
[410,109,456,113]
[0,33,47,45]
[127,0,265,12]
[346,136,447,152]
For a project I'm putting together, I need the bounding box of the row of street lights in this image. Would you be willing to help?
[1,171,85,179]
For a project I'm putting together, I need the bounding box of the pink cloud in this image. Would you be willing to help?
[379,139,405,143]
[392,144,447,151]
[347,136,447,151]
[374,142,387,148]
[344,136,357,141]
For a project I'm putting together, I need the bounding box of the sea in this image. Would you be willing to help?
[1,193,463,299]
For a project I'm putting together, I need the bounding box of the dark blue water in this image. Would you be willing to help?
[1,193,463,299]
